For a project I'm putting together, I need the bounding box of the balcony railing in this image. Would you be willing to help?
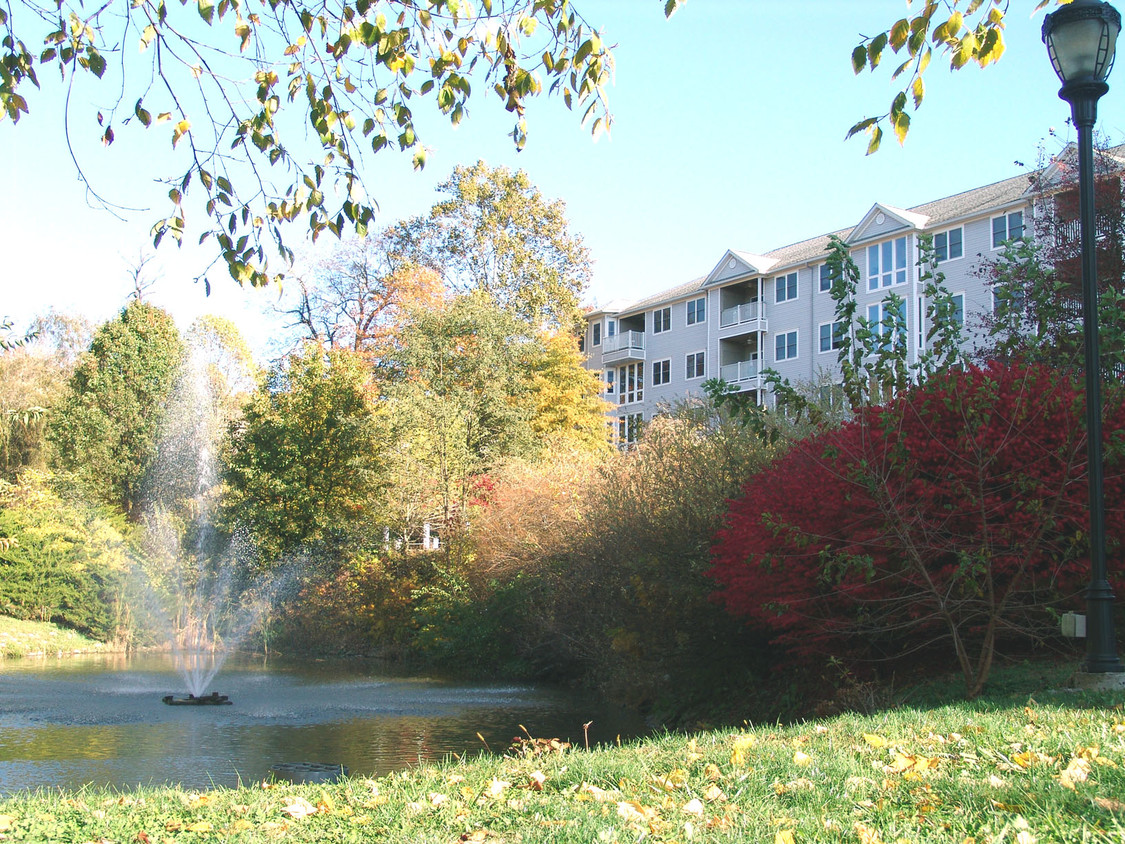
[602,330,645,361]
[720,301,762,328]
[719,358,761,384]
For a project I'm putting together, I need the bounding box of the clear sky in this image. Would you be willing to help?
[4,0,1125,358]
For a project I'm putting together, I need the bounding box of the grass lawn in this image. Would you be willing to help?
[0,661,1122,842]
[0,616,106,658]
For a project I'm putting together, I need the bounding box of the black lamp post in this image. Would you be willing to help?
[1043,0,1124,675]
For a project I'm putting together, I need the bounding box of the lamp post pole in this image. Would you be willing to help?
[1043,0,1124,675]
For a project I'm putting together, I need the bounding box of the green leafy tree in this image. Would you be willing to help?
[48,301,185,515]
[221,343,388,561]
[390,162,591,331]
[386,292,540,537]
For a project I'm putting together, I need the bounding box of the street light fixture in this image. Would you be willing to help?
[1043,0,1124,675]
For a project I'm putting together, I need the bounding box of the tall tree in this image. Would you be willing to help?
[386,292,539,536]
[282,236,444,355]
[48,301,185,514]
[390,162,591,331]
[527,330,610,453]
[221,343,387,562]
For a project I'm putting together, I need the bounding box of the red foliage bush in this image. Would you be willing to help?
[708,362,1125,693]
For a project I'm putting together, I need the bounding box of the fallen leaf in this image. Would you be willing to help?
[703,783,726,802]
[775,830,797,844]
[1095,796,1125,811]
[429,792,448,807]
[226,820,254,833]
[793,751,812,767]
[863,733,888,748]
[282,796,318,819]
[855,822,884,844]
[527,771,547,791]
[653,769,687,791]
[485,779,511,799]
[185,821,213,833]
[461,831,489,842]
[0,815,14,832]
[682,798,704,816]
[616,800,657,825]
[703,763,723,781]
[1058,757,1091,790]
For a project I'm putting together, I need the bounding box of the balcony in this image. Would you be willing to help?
[719,357,763,389]
[601,330,645,363]
[719,301,767,337]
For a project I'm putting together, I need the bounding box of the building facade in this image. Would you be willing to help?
[582,148,1125,445]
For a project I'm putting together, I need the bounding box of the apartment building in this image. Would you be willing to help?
[583,146,1125,445]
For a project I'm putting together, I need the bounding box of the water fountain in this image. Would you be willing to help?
[140,341,294,706]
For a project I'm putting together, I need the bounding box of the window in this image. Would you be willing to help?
[578,335,585,353]
[618,412,644,447]
[867,236,908,290]
[775,271,798,303]
[952,293,965,328]
[934,228,963,262]
[819,263,833,293]
[686,352,705,379]
[652,307,671,333]
[652,358,671,386]
[867,301,908,349]
[687,297,706,325]
[775,330,798,361]
[819,321,846,353]
[618,362,644,404]
[592,322,601,346]
[992,211,1025,248]
[604,369,615,395]
[607,319,617,338]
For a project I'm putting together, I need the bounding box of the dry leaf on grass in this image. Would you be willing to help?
[281,796,318,819]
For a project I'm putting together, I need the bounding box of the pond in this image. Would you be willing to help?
[0,653,648,795]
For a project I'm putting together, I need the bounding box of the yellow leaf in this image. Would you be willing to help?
[703,783,726,802]
[1095,796,1125,811]
[653,769,687,791]
[227,819,254,832]
[616,800,655,825]
[682,798,705,817]
[703,763,723,781]
[863,733,888,748]
[1058,758,1091,790]
[0,816,14,832]
[776,831,797,844]
[793,750,812,767]
[855,822,885,844]
[186,821,213,833]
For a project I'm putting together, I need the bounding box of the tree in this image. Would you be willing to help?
[978,143,1125,376]
[385,292,539,536]
[847,1,1056,152]
[527,330,610,453]
[709,362,1125,699]
[48,301,185,514]
[389,162,591,331]
[1,1,1065,288]
[1,0,619,289]
[221,343,388,561]
[282,236,443,355]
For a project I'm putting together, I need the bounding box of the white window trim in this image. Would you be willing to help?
[991,210,1025,250]
[592,322,602,346]
[686,296,706,326]
[652,357,672,386]
[775,330,799,362]
[818,320,845,354]
[685,350,706,380]
[774,271,799,304]
[934,226,964,263]
[867,236,909,291]
[652,306,671,334]
[818,263,833,294]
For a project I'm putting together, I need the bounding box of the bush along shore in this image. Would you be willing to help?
[0,667,1123,843]
[0,617,107,659]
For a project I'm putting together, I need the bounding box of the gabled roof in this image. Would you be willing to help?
[846,203,930,244]
[703,249,778,287]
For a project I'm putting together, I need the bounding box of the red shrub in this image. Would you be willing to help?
[708,362,1125,694]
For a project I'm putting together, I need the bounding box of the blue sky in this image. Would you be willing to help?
[4,0,1125,357]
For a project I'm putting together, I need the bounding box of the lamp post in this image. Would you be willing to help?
[1043,0,1124,675]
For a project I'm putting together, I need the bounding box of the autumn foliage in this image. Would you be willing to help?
[708,362,1125,696]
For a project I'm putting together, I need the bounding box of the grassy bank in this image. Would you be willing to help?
[0,664,1122,842]
[0,616,107,658]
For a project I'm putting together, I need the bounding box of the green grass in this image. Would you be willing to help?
[0,663,1123,842]
[0,616,106,658]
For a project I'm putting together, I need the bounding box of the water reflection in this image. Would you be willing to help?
[0,653,647,794]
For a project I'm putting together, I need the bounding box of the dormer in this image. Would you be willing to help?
[703,249,778,286]
[846,203,930,246]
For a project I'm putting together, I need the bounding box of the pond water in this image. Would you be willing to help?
[0,653,648,795]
